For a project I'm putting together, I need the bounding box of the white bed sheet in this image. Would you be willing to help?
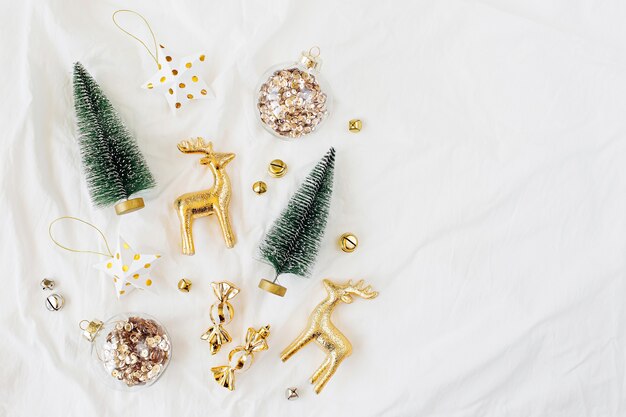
[2,0,626,416]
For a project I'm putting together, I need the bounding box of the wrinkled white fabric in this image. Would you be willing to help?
[2,0,626,416]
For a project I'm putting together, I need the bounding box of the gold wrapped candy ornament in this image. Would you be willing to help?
[211,325,271,391]
[201,281,240,355]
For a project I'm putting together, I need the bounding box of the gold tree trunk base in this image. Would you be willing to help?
[114,197,145,215]
[258,279,287,297]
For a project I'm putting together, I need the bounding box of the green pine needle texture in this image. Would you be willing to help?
[72,62,155,207]
[259,147,335,278]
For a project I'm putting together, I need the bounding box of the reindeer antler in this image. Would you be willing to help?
[177,137,213,155]
[345,279,378,299]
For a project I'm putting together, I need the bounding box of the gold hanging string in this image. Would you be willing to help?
[49,216,113,258]
[112,9,160,69]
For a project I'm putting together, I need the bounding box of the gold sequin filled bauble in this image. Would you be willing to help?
[79,313,171,391]
[256,47,332,140]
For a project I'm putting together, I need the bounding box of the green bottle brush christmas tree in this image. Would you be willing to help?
[258,147,335,297]
[73,62,156,215]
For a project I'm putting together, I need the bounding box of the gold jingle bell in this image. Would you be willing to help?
[348,119,362,133]
[45,294,64,311]
[177,278,192,292]
[339,233,358,253]
[258,279,287,297]
[252,181,267,195]
[268,159,287,178]
[41,278,55,290]
[286,387,299,400]
[114,197,145,215]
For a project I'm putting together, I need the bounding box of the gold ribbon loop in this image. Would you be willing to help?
[112,9,160,68]
[48,216,113,258]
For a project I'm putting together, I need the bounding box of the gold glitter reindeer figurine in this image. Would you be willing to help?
[280,279,378,394]
[174,138,236,255]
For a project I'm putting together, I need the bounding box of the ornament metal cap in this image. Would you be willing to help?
[114,197,145,215]
[79,319,104,342]
[300,47,322,72]
[258,279,287,297]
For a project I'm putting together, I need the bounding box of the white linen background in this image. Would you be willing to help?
[1,0,626,416]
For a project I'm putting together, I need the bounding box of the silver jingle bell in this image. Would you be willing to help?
[285,387,299,400]
[41,278,55,290]
[45,294,64,311]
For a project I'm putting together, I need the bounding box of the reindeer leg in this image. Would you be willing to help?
[310,355,332,385]
[280,330,315,362]
[314,351,347,394]
[214,206,236,248]
[178,208,195,256]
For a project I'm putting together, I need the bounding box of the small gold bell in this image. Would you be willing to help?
[268,159,287,178]
[252,181,267,195]
[45,294,64,311]
[348,119,362,133]
[177,278,192,292]
[41,278,55,290]
[339,233,358,253]
[285,387,299,400]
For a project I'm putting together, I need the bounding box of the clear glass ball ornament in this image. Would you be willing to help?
[79,312,171,391]
[255,47,333,140]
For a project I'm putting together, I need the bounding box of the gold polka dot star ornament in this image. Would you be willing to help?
[93,237,161,299]
[49,217,163,299]
[142,44,213,112]
[112,10,214,113]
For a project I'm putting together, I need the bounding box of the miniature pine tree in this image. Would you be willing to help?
[258,148,335,296]
[72,62,155,214]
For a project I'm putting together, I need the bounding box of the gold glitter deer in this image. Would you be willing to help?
[280,279,378,394]
[174,138,236,255]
